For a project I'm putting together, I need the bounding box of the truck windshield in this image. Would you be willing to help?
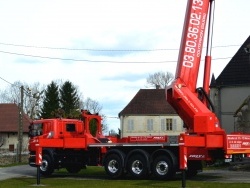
[29,123,43,137]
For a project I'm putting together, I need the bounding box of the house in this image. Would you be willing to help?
[210,36,250,133]
[119,89,184,138]
[0,103,31,152]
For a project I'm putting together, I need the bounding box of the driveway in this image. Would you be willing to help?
[191,169,250,183]
[0,165,36,181]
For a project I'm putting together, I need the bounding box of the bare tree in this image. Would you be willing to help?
[25,83,45,119]
[0,81,22,103]
[109,129,117,136]
[0,81,45,119]
[146,71,174,89]
[100,114,108,135]
[83,97,102,114]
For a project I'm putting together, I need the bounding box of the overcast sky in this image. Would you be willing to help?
[0,0,249,132]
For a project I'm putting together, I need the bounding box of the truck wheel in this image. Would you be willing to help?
[66,165,82,174]
[127,154,148,178]
[152,155,174,180]
[40,154,54,176]
[104,153,124,179]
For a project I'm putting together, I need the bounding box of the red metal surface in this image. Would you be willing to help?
[175,0,209,93]
[166,0,222,134]
[203,56,211,95]
[128,136,167,143]
[167,82,222,133]
[187,147,207,160]
[226,135,250,154]
[35,146,42,165]
[179,134,187,169]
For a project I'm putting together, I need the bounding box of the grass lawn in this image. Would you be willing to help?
[0,177,250,188]
[0,166,250,188]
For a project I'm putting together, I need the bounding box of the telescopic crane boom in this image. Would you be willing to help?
[167,0,250,173]
[166,0,220,134]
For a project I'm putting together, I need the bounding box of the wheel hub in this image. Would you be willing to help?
[156,161,168,175]
[40,160,48,172]
[131,160,143,175]
[108,159,119,173]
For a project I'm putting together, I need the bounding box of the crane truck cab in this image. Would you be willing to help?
[28,110,110,176]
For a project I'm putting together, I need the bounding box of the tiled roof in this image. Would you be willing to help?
[0,103,31,133]
[119,89,176,116]
[211,36,250,87]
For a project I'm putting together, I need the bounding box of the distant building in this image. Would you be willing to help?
[210,36,250,133]
[0,103,31,152]
[119,89,184,138]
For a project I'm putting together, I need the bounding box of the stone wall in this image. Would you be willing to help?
[0,153,28,166]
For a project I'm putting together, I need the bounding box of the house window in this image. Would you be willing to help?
[127,119,134,131]
[161,118,177,131]
[9,144,14,152]
[166,119,173,131]
[147,119,153,131]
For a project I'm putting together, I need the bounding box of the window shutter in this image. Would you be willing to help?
[161,119,165,131]
[173,118,177,131]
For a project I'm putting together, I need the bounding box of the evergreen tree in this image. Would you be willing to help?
[40,81,60,118]
[60,81,80,117]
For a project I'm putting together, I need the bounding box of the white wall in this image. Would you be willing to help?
[0,133,29,152]
[120,115,184,137]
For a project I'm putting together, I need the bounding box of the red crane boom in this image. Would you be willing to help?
[167,0,250,174]
[166,0,220,134]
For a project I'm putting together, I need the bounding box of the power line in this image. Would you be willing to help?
[213,45,240,48]
[0,50,173,63]
[0,42,175,51]
[0,76,14,86]
[0,76,26,91]
[0,50,232,63]
[0,76,35,97]
[0,42,240,51]
[0,41,239,63]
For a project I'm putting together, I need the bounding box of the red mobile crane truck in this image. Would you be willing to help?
[29,0,250,180]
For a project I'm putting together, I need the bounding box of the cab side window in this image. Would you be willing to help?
[66,124,76,132]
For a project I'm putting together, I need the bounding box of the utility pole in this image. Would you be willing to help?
[18,85,24,163]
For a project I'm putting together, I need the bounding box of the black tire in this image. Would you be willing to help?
[127,154,148,178]
[40,154,54,176]
[186,168,198,178]
[66,165,82,174]
[104,153,124,179]
[152,155,174,180]
[186,161,202,178]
